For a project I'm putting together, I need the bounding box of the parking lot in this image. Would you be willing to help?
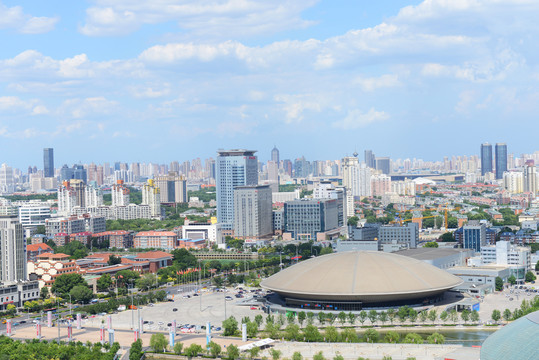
[85,286,265,332]
[478,284,538,322]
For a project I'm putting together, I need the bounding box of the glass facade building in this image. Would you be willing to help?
[481,143,493,176]
[495,143,507,179]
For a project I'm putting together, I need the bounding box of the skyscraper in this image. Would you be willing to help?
[375,157,391,175]
[271,146,280,163]
[233,185,273,239]
[43,148,54,178]
[481,143,493,176]
[0,216,27,282]
[216,149,258,230]
[155,172,187,203]
[364,150,375,168]
[495,143,507,179]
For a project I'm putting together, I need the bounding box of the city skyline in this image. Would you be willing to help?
[1,1,539,166]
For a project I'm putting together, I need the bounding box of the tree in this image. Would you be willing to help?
[150,333,168,353]
[285,324,301,341]
[298,311,306,326]
[208,342,221,358]
[424,241,438,248]
[254,314,264,328]
[440,311,448,323]
[313,352,325,360]
[495,276,504,291]
[368,310,378,325]
[341,328,358,343]
[108,255,122,266]
[404,333,423,344]
[226,344,240,360]
[137,273,157,291]
[508,275,517,286]
[397,307,409,323]
[491,309,501,323]
[247,321,258,338]
[503,308,512,322]
[174,342,184,355]
[303,325,322,342]
[248,347,260,360]
[51,273,87,296]
[324,326,339,342]
[419,310,428,324]
[40,286,49,300]
[320,247,333,255]
[70,285,94,304]
[449,310,458,324]
[129,339,143,360]
[440,232,455,242]
[363,329,379,343]
[426,333,444,344]
[347,312,356,325]
[536,260,539,272]
[292,352,303,360]
[461,310,470,324]
[97,274,113,292]
[378,311,388,325]
[387,309,396,324]
[333,355,344,360]
[408,309,418,324]
[270,348,282,360]
[525,271,536,283]
[223,316,239,336]
[347,216,359,227]
[184,344,203,359]
[358,310,368,325]
[470,310,480,324]
[384,331,400,344]
[338,311,347,325]
[326,313,336,325]
[318,312,326,325]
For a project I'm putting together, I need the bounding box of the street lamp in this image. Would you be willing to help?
[129,280,135,330]
[56,299,61,344]
[68,294,73,319]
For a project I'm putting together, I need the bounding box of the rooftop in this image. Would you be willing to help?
[394,247,472,260]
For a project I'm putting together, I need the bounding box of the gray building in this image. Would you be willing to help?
[481,143,493,176]
[216,149,258,230]
[375,157,391,174]
[364,149,375,168]
[463,220,487,252]
[233,185,273,239]
[284,198,339,240]
[495,143,507,180]
[378,222,419,251]
[273,209,284,232]
[0,281,39,311]
[348,223,380,241]
[60,164,87,182]
[394,248,475,270]
[0,216,27,282]
[43,148,54,178]
[155,172,187,203]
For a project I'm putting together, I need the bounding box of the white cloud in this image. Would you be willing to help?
[354,74,401,92]
[32,105,49,115]
[59,97,119,119]
[274,94,324,123]
[332,108,389,130]
[0,2,58,34]
[80,0,317,38]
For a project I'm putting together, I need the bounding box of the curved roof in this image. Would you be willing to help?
[481,311,539,360]
[261,251,462,303]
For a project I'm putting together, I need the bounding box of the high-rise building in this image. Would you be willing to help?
[155,172,187,203]
[84,183,103,207]
[481,143,493,176]
[0,164,14,194]
[503,171,524,194]
[495,143,507,180]
[60,164,87,182]
[271,146,280,163]
[233,185,273,239]
[284,198,339,240]
[524,160,537,194]
[216,149,258,230]
[142,179,161,218]
[341,156,360,198]
[375,157,391,175]
[111,180,130,206]
[462,221,487,252]
[0,216,27,282]
[43,148,54,178]
[364,150,375,168]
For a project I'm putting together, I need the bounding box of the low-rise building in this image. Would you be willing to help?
[0,281,40,311]
[480,241,532,270]
[177,238,206,249]
[133,231,178,250]
[394,248,475,270]
[26,243,53,262]
[378,222,419,251]
[181,221,223,245]
[27,253,84,288]
[134,251,172,273]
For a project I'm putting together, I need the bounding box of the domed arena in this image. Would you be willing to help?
[261,251,462,311]
[481,310,539,360]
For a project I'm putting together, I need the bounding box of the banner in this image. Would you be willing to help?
[169,330,175,348]
[76,313,82,329]
[36,321,42,339]
[108,329,115,345]
[107,315,112,330]
[139,317,144,333]
[206,322,212,347]
[242,323,247,342]
[67,323,73,342]
[6,319,11,336]
[47,311,52,328]
[100,326,105,344]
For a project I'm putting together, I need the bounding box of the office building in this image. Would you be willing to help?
[462,220,487,252]
[481,143,493,176]
[283,198,339,240]
[495,143,507,179]
[141,179,161,218]
[313,181,346,225]
[43,148,54,178]
[60,164,87,182]
[18,204,51,231]
[181,221,223,245]
[0,163,14,194]
[155,172,187,203]
[216,149,258,230]
[481,240,531,271]
[378,222,419,251]
[272,209,284,233]
[134,231,177,250]
[0,216,27,282]
[364,150,375,168]
[375,157,391,175]
[271,146,280,163]
[233,185,273,239]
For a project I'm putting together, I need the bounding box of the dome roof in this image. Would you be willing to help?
[261,251,462,303]
[481,310,539,360]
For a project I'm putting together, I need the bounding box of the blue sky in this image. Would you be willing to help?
[0,0,538,168]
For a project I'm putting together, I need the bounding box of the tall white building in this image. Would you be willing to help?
[0,164,14,194]
[342,156,359,198]
[18,204,51,229]
[111,180,130,206]
[371,174,391,196]
[503,171,524,194]
[58,182,77,216]
[233,185,273,239]
[84,184,104,207]
[142,179,161,218]
[216,149,258,230]
[524,161,537,194]
[0,216,27,282]
[481,241,531,270]
[358,164,372,197]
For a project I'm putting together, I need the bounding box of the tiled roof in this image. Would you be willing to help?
[135,231,177,237]
[37,252,70,259]
[27,243,52,252]
[135,250,172,260]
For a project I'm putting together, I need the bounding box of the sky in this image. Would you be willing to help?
[1,0,538,168]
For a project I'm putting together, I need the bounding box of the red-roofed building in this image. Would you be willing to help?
[53,233,70,246]
[69,232,92,246]
[27,243,53,262]
[93,230,134,249]
[134,231,178,250]
[134,251,173,273]
[28,253,84,288]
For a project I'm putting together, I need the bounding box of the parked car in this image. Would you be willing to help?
[173,308,178,312]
